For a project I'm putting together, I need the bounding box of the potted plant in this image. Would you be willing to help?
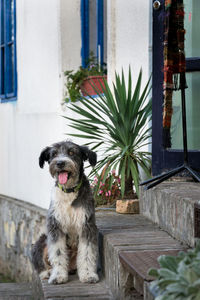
[148,241,200,300]
[64,68,152,210]
[64,52,107,103]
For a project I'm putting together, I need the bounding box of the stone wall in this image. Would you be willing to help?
[0,195,47,282]
[140,182,200,247]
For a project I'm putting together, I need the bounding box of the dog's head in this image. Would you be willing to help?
[39,141,97,188]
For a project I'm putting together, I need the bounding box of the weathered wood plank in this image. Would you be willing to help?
[119,250,184,281]
[42,276,112,299]
[103,229,185,249]
[48,297,111,300]
[0,282,33,299]
[96,211,153,229]
[119,249,187,295]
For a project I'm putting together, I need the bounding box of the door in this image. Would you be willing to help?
[152,0,200,175]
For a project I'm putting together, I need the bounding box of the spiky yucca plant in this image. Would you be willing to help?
[64,68,152,198]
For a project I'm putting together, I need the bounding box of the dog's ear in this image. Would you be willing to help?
[39,147,51,168]
[80,146,97,166]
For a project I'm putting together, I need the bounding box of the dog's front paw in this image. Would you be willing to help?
[39,270,51,280]
[79,272,99,284]
[48,268,68,285]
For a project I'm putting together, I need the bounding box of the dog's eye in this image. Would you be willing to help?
[52,151,57,158]
[69,150,74,156]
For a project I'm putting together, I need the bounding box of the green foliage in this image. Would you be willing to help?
[148,240,200,300]
[0,273,15,283]
[64,67,152,198]
[64,52,107,103]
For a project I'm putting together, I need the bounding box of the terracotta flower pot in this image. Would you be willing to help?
[80,75,107,96]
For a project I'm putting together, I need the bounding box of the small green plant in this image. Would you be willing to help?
[148,241,200,300]
[0,273,15,283]
[64,52,107,103]
[64,67,152,198]
[91,170,121,206]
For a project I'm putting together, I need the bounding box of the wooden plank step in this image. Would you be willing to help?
[119,249,185,295]
[0,283,33,299]
[41,275,113,300]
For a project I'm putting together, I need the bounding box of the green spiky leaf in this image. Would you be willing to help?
[64,67,152,198]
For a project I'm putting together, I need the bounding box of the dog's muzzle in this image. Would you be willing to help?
[49,157,78,185]
[56,161,69,184]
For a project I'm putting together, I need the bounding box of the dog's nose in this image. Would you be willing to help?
[56,161,65,169]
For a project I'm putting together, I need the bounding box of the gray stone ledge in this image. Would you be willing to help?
[140,182,200,247]
[0,194,47,282]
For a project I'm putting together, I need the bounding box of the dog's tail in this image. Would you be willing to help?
[31,234,50,275]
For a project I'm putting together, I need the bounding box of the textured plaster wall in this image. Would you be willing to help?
[0,195,46,282]
[0,0,151,210]
[0,0,82,209]
[107,0,150,88]
[106,0,151,172]
[140,182,200,247]
[60,0,81,72]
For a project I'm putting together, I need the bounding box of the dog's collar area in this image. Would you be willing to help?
[56,178,82,193]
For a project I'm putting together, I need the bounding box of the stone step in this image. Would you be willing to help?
[32,211,188,300]
[0,283,33,299]
[96,211,187,300]
[119,249,184,299]
[40,275,113,300]
[140,182,200,247]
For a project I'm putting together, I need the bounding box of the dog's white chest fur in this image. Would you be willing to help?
[51,187,86,235]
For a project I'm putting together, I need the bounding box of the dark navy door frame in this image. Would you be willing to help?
[152,0,200,175]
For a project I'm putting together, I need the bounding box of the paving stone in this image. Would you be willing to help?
[0,283,33,299]
[41,275,112,300]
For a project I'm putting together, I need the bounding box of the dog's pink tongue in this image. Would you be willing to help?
[58,172,68,185]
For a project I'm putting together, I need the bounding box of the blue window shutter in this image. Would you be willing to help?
[97,0,104,65]
[0,0,5,96]
[81,0,89,68]
[0,0,17,103]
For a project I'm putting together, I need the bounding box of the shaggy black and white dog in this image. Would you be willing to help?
[31,141,99,284]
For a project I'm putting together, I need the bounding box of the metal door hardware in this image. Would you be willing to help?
[153,1,161,10]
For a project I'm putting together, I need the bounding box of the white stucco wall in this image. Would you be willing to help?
[0,0,151,209]
[106,0,151,180]
[60,0,82,72]
[107,0,151,87]
[0,0,82,209]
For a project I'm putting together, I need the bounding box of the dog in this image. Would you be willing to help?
[31,140,99,284]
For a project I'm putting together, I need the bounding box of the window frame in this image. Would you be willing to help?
[0,0,17,103]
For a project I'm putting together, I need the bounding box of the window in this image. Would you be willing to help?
[152,0,200,175]
[0,0,17,103]
[81,0,107,67]
[171,1,200,150]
